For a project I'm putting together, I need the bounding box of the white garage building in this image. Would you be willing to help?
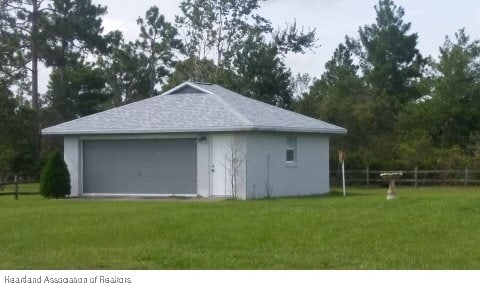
[42,81,346,199]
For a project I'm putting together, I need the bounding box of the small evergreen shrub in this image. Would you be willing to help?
[40,150,71,198]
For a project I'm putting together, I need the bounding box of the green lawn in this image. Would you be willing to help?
[0,186,479,269]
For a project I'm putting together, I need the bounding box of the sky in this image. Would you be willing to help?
[38,0,480,93]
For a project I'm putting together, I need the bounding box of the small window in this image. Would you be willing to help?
[286,137,297,163]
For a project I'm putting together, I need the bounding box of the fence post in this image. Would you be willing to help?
[14,174,18,200]
[366,166,370,186]
[414,167,418,188]
[465,167,468,186]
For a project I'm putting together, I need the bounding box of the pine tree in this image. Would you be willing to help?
[42,0,108,122]
[358,0,424,104]
[234,34,293,108]
[136,6,183,97]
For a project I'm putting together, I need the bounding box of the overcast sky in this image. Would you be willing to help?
[38,0,480,93]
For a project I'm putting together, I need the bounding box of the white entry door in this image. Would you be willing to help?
[210,134,232,197]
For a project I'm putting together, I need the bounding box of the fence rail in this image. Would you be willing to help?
[330,167,480,186]
[0,175,39,199]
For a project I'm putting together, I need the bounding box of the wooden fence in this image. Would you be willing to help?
[330,167,480,187]
[0,175,39,199]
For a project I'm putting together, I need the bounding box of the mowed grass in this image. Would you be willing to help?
[0,186,479,269]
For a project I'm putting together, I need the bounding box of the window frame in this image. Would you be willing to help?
[285,136,297,164]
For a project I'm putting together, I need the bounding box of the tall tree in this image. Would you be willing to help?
[4,0,50,178]
[176,0,271,67]
[0,0,27,90]
[176,0,215,60]
[30,0,41,110]
[233,34,293,108]
[317,40,364,97]
[174,0,316,107]
[423,29,480,149]
[0,85,37,179]
[47,59,108,120]
[0,4,39,178]
[97,32,150,105]
[358,0,424,104]
[290,73,312,98]
[136,6,183,97]
[42,0,107,121]
[297,40,365,118]
[0,87,18,178]
[7,0,46,110]
[296,41,386,168]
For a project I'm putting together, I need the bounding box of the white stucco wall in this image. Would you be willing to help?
[245,133,330,199]
[64,136,81,197]
[63,132,329,199]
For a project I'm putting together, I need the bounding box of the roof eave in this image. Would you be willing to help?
[42,126,347,136]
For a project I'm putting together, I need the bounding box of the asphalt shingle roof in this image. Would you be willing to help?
[42,82,347,135]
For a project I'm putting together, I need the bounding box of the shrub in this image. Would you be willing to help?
[40,150,70,198]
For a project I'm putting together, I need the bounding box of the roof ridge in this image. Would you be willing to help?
[162,81,213,95]
[209,88,253,126]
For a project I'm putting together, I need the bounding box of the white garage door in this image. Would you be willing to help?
[83,139,197,195]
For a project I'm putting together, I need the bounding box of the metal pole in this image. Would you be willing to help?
[414,167,418,188]
[342,160,346,196]
[14,174,18,200]
[366,166,370,186]
[465,167,468,186]
[266,154,270,198]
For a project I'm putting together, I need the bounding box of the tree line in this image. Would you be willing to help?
[0,0,315,179]
[294,0,480,171]
[0,0,479,180]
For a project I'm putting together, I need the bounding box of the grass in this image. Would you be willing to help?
[0,185,479,269]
